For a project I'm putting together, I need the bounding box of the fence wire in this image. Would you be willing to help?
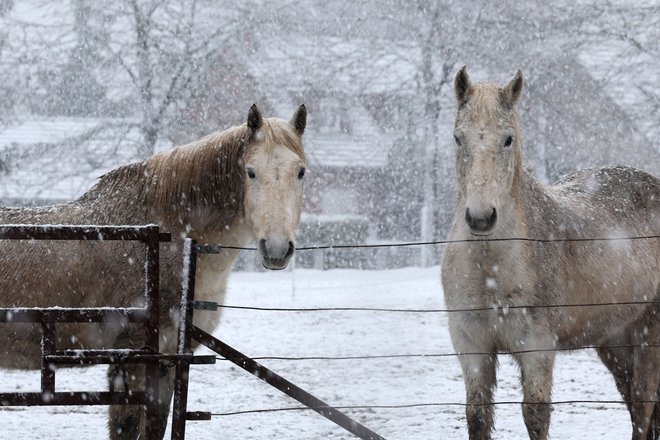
[212,344,660,363]
[205,234,660,422]
[217,300,660,314]
[210,399,660,418]
[203,233,660,252]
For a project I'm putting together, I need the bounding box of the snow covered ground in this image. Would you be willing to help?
[0,266,630,439]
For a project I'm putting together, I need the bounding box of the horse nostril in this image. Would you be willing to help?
[465,208,473,226]
[285,241,295,259]
[488,208,497,227]
[259,238,268,256]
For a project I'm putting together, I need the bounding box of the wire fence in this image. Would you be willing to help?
[216,300,660,313]
[204,233,660,252]
[210,399,659,418]
[213,344,660,363]
[206,234,660,422]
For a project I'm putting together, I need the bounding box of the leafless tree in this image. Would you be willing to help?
[3,0,257,158]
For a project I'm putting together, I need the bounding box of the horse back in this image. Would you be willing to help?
[551,165,660,234]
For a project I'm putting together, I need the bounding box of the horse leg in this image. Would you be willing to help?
[156,364,176,437]
[107,356,176,439]
[105,320,177,440]
[515,351,555,440]
[457,352,498,440]
[630,321,660,440]
[107,361,142,439]
[596,344,634,414]
[598,319,659,440]
[630,347,660,440]
[652,397,660,440]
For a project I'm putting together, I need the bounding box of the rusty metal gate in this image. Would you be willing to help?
[0,224,170,440]
[0,226,386,439]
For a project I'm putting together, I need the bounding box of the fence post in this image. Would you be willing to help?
[40,323,56,400]
[144,226,161,440]
[171,238,197,440]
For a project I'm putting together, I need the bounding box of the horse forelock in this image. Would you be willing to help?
[457,81,524,167]
[249,117,306,163]
[457,82,519,130]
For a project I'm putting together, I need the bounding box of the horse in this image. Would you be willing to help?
[0,104,308,439]
[441,66,659,440]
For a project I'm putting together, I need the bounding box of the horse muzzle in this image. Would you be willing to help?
[465,206,498,235]
[258,238,295,270]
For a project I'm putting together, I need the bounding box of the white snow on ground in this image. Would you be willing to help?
[0,266,630,439]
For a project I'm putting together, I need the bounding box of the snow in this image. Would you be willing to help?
[177,238,194,354]
[0,266,630,439]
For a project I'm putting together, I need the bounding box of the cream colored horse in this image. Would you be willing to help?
[441,67,659,440]
[0,104,307,439]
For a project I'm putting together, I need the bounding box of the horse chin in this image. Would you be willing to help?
[469,230,494,237]
[261,257,291,271]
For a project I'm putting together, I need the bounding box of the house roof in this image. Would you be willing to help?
[0,117,144,201]
[0,118,104,147]
[304,104,390,169]
[248,36,416,170]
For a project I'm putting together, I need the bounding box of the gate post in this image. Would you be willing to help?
[144,226,161,440]
[171,238,197,440]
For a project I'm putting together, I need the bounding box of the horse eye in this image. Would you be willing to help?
[454,135,462,147]
[297,167,306,180]
[246,168,256,179]
[503,136,513,147]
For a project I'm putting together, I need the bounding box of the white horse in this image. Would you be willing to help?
[442,67,659,440]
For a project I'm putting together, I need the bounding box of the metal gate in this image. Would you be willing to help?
[0,224,170,440]
[0,226,386,439]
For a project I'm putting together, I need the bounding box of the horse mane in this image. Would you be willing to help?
[84,119,305,227]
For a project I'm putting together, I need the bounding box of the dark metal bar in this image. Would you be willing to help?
[46,353,159,365]
[171,238,198,440]
[0,224,170,242]
[144,228,161,440]
[40,323,56,395]
[190,355,216,365]
[0,391,147,406]
[191,300,218,311]
[191,326,387,440]
[186,412,212,421]
[194,244,221,254]
[44,351,208,365]
[0,307,148,323]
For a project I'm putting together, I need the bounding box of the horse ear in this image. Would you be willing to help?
[290,104,307,135]
[247,104,263,132]
[454,65,472,104]
[503,69,523,106]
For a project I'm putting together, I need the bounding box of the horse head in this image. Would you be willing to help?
[242,104,307,269]
[452,66,524,236]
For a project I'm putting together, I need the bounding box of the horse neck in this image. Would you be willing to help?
[191,212,251,247]
[506,169,552,239]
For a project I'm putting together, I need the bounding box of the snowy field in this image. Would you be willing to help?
[0,266,631,439]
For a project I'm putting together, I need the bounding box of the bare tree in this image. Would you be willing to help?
[81,0,248,157]
[3,0,253,158]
